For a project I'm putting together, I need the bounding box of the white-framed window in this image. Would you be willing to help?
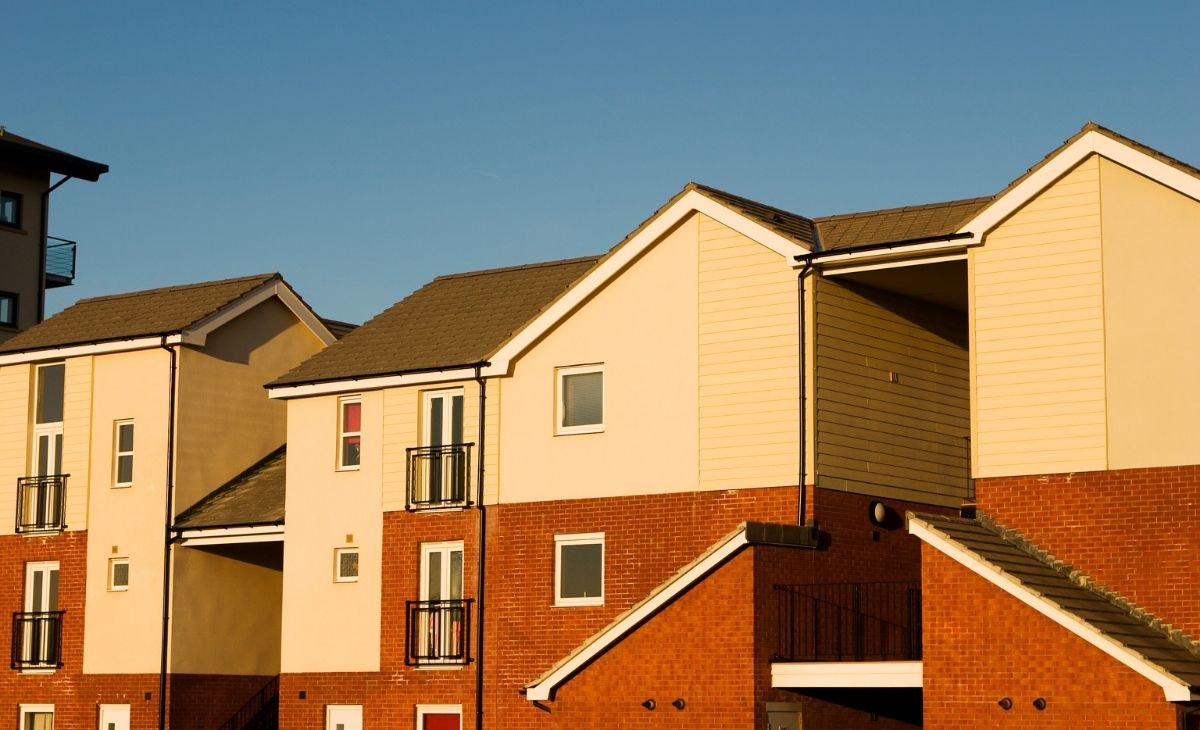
[108,558,129,591]
[19,562,59,670]
[556,364,604,435]
[113,420,134,488]
[554,532,604,606]
[337,396,362,470]
[325,705,362,730]
[416,704,462,730]
[32,363,65,477]
[19,704,54,730]
[420,541,464,601]
[334,547,359,583]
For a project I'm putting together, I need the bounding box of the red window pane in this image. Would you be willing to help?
[423,714,460,730]
[343,401,361,432]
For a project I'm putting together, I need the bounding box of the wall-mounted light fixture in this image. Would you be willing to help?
[672,699,686,710]
[1033,697,1047,711]
[641,699,656,711]
[997,697,1013,710]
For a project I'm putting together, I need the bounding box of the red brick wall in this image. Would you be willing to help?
[978,465,1200,638]
[921,546,1181,729]
[168,673,275,729]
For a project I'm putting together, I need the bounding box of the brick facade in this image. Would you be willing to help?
[921,547,1184,729]
[978,465,1200,639]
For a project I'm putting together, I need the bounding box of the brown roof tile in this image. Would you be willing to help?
[269,257,600,387]
[175,446,286,528]
[0,273,279,353]
[688,183,817,246]
[814,196,992,250]
[0,128,109,181]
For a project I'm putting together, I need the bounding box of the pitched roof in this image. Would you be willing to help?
[0,128,109,181]
[814,196,992,250]
[0,273,279,354]
[269,256,600,387]
[910,512,1200,699]
[688,183,817,246]
[175,446,286,529]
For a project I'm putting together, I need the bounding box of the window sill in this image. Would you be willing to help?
[335,466,361,473]
[555,425,604,436]
[554,598,604,608]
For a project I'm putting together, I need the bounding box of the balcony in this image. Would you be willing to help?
[406,599,473,666]
[406,443,473,510]
[775,581,921,663]
[15,475,67,533]
[44,237,76,288]
[11,611,63,669]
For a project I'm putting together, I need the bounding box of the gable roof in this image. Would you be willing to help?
[688,183,817,246]
[0,128,109,181]
[909,512,1200,701]
[269,256,601,388]
[0,273,282,354]
[174,446,286,529]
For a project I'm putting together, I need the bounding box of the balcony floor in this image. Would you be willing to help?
[772,660,922,688]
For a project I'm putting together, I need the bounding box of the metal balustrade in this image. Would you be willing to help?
[775,581,921,662]
[405,599,473,666]
[15,475,67,533]
[11,611,64,669]
[406,444,472,510]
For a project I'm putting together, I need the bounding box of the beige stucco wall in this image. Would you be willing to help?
[175,298,325,514]
[83,348,173,674]
[0,165,49,339]
[1100,158,1200,469]
[170,543,283,675]
[971,156,1108,478]
[280,391,383,672]
[497,214,702,503]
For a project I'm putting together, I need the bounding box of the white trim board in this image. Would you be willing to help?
[175,524,284,546]
[772,661,922,689]
[908,515,1193,702]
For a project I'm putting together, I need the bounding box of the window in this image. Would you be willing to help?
[421,542,463,601]
[554,533,604,606]
[416,705,462,730]
[0,292,15,327]
[1,191,21,228]
[17,563,61,669]
[33,363,65,477]
[412,541,467,665]
[338,396,361,469]
[19,705,53,730]
[113,420,134,487]
[108,558,129,591]
[556,364,603,435]
[334,548,359,583]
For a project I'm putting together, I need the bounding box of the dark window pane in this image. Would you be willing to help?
[560,543,603,599]
[112,561,129,588]
[118,422,134,452]
[339,551,358,579]
[0,294,14,326]
[36,364,65,423]
[117,455,133,484]
[562,371,603,428]
[342,435,360,467]
[451,395,463,444]
[0,191,19,227]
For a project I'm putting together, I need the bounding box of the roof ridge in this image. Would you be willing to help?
[431,255,602,282]
[814,195,994,223]
[687,181,815,223]
[75,272,278,305]
[975,511,1200,657]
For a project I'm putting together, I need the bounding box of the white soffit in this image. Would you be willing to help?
[908,515,1193,702]
[772,661,923,689]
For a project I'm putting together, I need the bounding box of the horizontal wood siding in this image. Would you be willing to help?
[972,156,1107,477]
[697,214,799,490]
[0,364,30,534]
[815,276,969,505]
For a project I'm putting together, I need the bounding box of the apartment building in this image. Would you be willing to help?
[0,129,108,343]
[0,273,337,730]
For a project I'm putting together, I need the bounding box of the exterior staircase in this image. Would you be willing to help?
[217,676,278,730]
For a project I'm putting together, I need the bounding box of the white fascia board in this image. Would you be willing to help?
[813,238,978,270]
[0,335,183,366]
[490,191,810,373]
[182,281,337,347]
[175,524,284,546]
[961,131,1200,238]
[908,516,1192,702]
[267,367,491,400]
[772,661,922,689]
[524,526,750,702]
[821,253,967,277]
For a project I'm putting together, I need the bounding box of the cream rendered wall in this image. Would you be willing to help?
[1100,158,1200,469]
[280,391,383,672]
[971,156,1108,478]
[83,348,172,674]
[697,214,800,490]
[498,215,701,503]
[0,363,31,532]
[62,356,93,529]
[175,298,325,514]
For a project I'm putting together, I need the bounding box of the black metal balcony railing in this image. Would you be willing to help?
[775,581,921,662]
[45,237,77,287]
[406,443,472,510]
[406,599,473,666]
[217,674,278,730]
[15,475,68,533]
[11,611,64,669]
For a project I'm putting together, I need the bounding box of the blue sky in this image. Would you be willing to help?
[8,1,1199,324]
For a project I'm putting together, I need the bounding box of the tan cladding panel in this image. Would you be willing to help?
[814,276,970,506]
[175,298,325,513]
[499,214,700,503]
[971,156,1107,477]
[281,393,381,672]
[0,363,31,532]
[1100,158,1200,468]
[698,214,798,490]
[84,348,173,674]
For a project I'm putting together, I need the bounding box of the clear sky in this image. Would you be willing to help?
[8,1,1198,325]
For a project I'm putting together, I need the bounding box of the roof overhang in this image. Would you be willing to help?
[959,129,1200,238]
[808,236,980,276]
[174,524,284,547]
[268,365,491,400]
[908,514,1194,702]
[772,661,922,689]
